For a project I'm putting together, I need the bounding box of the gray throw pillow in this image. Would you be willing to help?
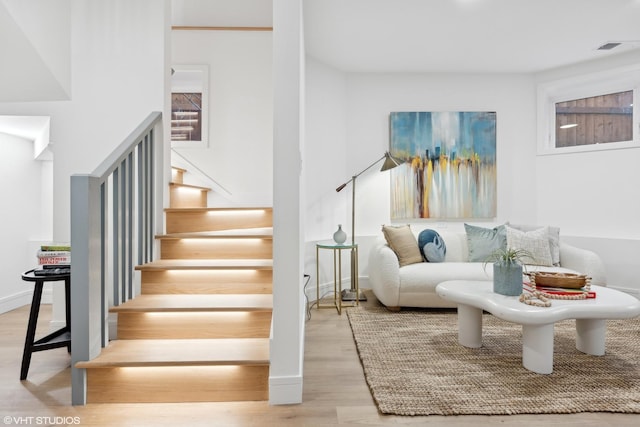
[464,223,507,262]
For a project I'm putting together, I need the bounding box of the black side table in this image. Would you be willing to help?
[20,269,71,380]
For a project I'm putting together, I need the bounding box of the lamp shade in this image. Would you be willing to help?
[380,151,404,172]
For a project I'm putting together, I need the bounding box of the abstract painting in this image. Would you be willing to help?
[390,111,497,219]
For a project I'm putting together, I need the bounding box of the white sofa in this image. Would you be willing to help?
[368,231,606,310]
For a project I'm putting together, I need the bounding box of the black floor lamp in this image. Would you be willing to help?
[335,151,404,301]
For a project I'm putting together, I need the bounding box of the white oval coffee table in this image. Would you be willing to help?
[436,280,640,374]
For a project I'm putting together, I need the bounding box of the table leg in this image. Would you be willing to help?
[522,323,554,374]
[457,304,483,348]
[575,319,606,356]
[21,282,44,380]
[65,277,71,352]
[336,249,342,315]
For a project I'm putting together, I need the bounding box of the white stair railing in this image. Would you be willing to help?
[70,112,164,405]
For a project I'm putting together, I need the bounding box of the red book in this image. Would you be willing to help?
[523,282,596,298]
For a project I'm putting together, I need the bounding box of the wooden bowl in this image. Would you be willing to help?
[529,272,588,289]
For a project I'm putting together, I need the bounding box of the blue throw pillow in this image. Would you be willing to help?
[417,229,446,262]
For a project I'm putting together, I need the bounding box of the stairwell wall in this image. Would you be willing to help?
[0,0,171,319]
[171,29,273,206]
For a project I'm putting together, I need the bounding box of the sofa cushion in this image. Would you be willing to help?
[399,262,491,295]
[418,229,446,262]
[508,223,560,266]
[382,224,423,267]
[464,223,507,262]
[505,225,553,267]
[398,262,581,296]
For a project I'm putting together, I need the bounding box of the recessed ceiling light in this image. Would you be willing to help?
[560,124,578,129]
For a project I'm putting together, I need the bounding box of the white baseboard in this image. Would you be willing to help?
[0,286,53,315]
[269,374,303,405]
[306,276,369,303]
[0,287,53,313]
[0,290,32,314]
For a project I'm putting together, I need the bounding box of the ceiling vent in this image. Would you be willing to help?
[597,42,622,50]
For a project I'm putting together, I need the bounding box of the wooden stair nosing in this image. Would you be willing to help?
[156,227,273,239]
[164,207,272,213]
[169,182,212,191]
[110,294,273,313]
[75,338,270,368]
[135,259,273,271]
[171,166,187,173]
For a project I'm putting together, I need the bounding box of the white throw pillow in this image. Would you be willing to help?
[508,222,560,266]
[505,225,553,267]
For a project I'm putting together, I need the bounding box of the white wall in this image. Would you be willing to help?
[270,0,305,404]
[535,51,640,294]
[0,0,169,318]
[0,0,71,102]
[306,53,640,296]
[0,0,167,240]
[304,57,348,241]
[305,65,538,286]
[0,134,49,312]
[171,29,273,206]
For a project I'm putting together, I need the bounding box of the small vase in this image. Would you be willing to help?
[333,224,347,245]
[493,261,523,296]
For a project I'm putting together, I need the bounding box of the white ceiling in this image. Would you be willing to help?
[171,0,273,27]
[304,0,640,73]
[171,0,640,73]
[2,0,638,129]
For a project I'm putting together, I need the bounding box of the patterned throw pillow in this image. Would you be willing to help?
[505,225,553,266]
[382,224,423,267]
[418,229,446,262]
[464,223,507,262]
[507,223,560,266]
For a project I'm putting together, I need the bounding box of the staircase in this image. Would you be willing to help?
[76,166,273,403]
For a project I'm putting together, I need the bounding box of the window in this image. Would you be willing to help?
[171,65,209,148]
[555,91,633,148]
[171,93,202,143]
[537,67,640,155]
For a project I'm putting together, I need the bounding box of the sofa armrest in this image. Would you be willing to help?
[368,238,401,307]
[559,242,607,286]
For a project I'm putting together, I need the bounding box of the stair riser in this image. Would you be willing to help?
[160,239,272,259]
[140,270,272,294]
[116,312,272,339]
[85,365,268,403]
[142,283,272,294]
[169,187,208,208]
[166,209,273,233]
[171,168,185,184]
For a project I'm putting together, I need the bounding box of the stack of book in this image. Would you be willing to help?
[523,282,596,298]
[35,244,71,276]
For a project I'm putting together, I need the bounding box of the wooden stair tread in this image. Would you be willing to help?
[110,294,273,312]
[76,338,269,368]
[171,166,187,172]
[156,227,273,239]
[164,207,272,213]
[135,259,273,271]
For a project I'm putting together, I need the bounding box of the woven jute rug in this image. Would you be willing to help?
[347,305,640,416]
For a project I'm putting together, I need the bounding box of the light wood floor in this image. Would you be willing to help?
[1,295,637,426]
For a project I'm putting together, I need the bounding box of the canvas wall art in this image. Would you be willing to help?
[390,111,497,219]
